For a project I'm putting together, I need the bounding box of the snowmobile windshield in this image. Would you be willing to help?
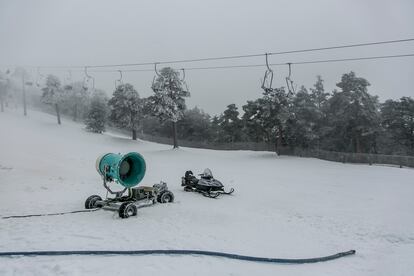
[201,168,213,178]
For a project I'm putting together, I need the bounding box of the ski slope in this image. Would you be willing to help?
[0,109,413,276]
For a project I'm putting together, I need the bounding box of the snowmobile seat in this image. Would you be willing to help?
[183,170,198,186]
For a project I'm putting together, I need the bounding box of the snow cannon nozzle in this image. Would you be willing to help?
[96,152,146,188]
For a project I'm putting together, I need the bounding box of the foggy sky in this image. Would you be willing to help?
[1,0,414,115]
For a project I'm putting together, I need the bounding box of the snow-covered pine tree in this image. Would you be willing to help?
[381,97,414,155]
[261,87,293,154]
[149,67,190,148]
[84,91,108,133]
[0,70,9,112]
[242,99,269,143]
[286,86,319,148]
[309,76,330,150]
[310,75,329,110]
[177,107,212,142]
[325,72,380,153]
[41,75,65,124]
[64,81,91,121]
[217,104,243,142]
[108,83,142,140]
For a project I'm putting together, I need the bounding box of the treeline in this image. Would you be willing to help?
[1,68,413,156]
[146,72,414,156]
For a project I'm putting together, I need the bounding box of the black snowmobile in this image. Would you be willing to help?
[181,168,234,198]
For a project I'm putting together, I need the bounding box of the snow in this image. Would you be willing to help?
[1,109,414,276]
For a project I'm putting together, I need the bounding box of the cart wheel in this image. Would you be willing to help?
[85,195,102,209]
[119,202,137,218]
[158,191,174,203]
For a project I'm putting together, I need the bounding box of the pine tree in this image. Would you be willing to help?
[63,81,91,121]
[177,107,212,142]
[241,87,293,152]
[261,87,293,153]
[325,72,380,153]
[0,71,9,112]
[310,75,329,110]
[108,83,142,140]
[210,115,224,143]
[381,97,414,155]
[217,104,243,142]
[286,86,319,148]
[148,67,190,148]
[85,91,108,133]
[242,99,269,142]
[41,75,65,124]
[309,76,330,149]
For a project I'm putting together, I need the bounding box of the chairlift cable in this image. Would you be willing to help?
[88,53,414,72]
[86,38,414,68]
[7,38,414,69]
[11,53,413,77]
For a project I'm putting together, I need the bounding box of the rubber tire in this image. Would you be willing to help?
[119,202,137,219]
[157,191,174,203]
[85,195,102,209]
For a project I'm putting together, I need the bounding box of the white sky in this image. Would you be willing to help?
[1,0,414,115]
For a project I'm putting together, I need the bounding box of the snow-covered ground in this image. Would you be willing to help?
[1,109,413,276]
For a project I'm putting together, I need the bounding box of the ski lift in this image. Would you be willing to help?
[114,70,123,89]
[285,63,296,94]
[64,70,73,90]
[180,68,190,93]
[261,53,274,91]
[154,63,161,77]
[23,69,34,86]
[83,66,95,91]
[35,67,44,87]
[151,63,162,91]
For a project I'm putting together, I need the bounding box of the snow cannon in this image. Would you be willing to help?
[95,152,146,188]
[85,152,174,218]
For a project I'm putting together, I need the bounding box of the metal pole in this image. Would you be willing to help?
[22,75,27,116]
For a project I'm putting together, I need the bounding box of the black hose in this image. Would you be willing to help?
[0,249,356,264]
[1,209,100,219]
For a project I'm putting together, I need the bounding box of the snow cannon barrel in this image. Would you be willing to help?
[96,152,146,188]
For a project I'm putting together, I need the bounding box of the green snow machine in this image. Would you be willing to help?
[85,152,174,218]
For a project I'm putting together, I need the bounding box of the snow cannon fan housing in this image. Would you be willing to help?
[87,152,174,219]
[96,152,146,188]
